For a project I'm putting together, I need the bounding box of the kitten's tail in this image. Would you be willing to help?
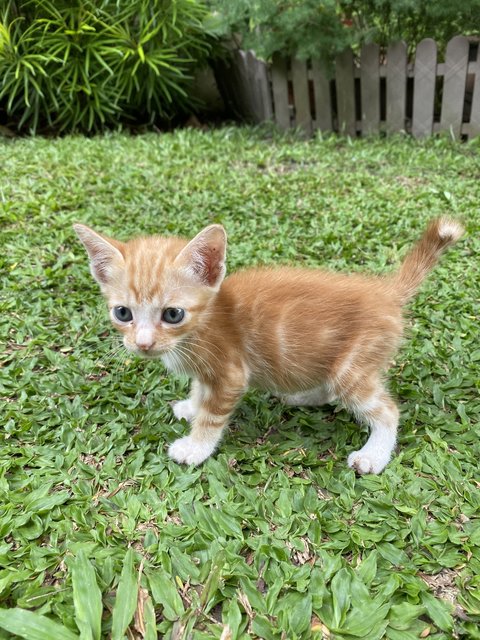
[393,217,464,304]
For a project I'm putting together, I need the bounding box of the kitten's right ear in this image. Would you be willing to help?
[73,224,125,285]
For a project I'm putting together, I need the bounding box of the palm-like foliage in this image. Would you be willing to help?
[0,0,212,133]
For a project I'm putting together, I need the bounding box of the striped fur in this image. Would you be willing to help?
[74,218,463,473]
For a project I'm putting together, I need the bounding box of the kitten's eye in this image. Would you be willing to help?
[113,306,133,323]
[162,308,185,324]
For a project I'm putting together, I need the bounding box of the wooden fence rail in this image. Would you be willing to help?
[215,36,480,140]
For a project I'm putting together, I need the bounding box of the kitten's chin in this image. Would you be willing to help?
[135,349,169,360]
[134,351,161,360]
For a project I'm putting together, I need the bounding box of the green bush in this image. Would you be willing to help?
[209,0,348,63]
[345,0,480,51]
[209,0,480,61]
[0,0,213,133]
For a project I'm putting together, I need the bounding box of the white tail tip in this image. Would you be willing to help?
[437,218,464,242]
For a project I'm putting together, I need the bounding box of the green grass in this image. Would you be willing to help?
[1,127,479,640]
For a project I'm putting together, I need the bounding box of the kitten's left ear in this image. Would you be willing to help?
[174,224,227,290]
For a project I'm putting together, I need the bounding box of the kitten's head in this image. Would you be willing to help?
[74,224,227,357]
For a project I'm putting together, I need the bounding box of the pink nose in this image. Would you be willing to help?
[135,327,155,351]
[135,339,155,351]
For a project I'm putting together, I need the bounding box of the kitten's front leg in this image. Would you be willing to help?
[168,371,246,466]
[172,379,202,423]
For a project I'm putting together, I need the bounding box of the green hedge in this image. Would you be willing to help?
[209,0,480,61]
[0,0,213,133]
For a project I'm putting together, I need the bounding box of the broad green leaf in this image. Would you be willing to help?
[239,580,266,614]
[309,567,326,610]
[111,549,138,640]
[287,593,312,635]
[251,615,276,640]
[71,549,103,640]
[343,601,390,637]
[224,598,242,638]
[355,551,377,585]
[377,543,409,567]
[276,489,293,518]
[318,550,343,583]
[389,603,426,630]
[169,547,201,581]
[0,608,78,640]
[210,509,243,538]
[331,568,352,628]
[200,551,226,613]
[421,592,453,632]
[148,570,184,621]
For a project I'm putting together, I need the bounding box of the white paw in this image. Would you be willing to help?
[168,436,216,466]
[348,448,391,475]
[172,399,196,423]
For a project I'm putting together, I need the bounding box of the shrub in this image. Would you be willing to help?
[209,0,348,62]
[209,0,480,61]
[345,0,480,51]
[0,0,213,133]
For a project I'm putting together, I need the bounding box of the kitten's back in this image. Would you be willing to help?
[208,268,402,392]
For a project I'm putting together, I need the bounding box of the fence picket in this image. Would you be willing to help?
[219,36,478,140]
[244,51,259,121]
[336,48,356,136]
[412,39,437,138]
[242,51,270,122]
[361,43,380,134]
[238,51,257,121]
[440,36,470,138]
[386,41,408,133]
[469,57,480,138]
[271,54,290,130]
[311,59,333,131]
[254,56,273,122]
[233,51,250,121]
[291,59,312,134]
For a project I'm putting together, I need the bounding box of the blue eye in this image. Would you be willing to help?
[162,308,185,324]
[113,306,133,322]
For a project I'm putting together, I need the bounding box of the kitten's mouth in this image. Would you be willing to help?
[131,346,173,359]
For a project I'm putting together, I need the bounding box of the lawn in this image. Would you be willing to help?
[1,127,479,640]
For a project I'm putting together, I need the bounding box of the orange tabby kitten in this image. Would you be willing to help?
[74,218,463,474]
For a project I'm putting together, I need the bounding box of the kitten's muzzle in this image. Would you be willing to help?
[128,342,173,359]
[124,333,174,358]
[131,346,163,359]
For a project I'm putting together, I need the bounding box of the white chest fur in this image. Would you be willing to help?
[161,350,186,375]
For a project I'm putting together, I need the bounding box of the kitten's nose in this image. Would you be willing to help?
[136,340,154,351]
[135,328,155,351]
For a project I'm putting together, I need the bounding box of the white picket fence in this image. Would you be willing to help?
[215,36,480,140]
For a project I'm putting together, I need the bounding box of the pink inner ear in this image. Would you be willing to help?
[93,254,117,284]
[195,244,223,286]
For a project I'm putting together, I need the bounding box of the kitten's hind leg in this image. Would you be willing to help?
[282,385,334,407]
[343,379,399,475]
